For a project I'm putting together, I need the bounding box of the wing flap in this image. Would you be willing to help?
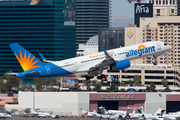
[88,49,116,76]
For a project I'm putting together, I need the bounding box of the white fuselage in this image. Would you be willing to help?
[52,41,172,74]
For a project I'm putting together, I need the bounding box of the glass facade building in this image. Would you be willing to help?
[178,0,180,16]
[0,0,76,75]
[98,28,124,52]
[76,0,111,44]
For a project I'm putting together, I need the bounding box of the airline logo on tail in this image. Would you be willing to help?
[126,45,155,57]
[10,43,44,71]
[15,50,41,71]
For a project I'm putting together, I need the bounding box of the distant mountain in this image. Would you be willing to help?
[111,15,134,27]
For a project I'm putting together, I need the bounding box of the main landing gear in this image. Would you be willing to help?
[84,74,106,80]
[153,55,157,65]
[97,74,106,79]
[85,76,94,80]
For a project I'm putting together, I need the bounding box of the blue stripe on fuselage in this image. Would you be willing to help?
[18,63,73,78]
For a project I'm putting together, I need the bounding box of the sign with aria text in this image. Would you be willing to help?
[134,3,153,27]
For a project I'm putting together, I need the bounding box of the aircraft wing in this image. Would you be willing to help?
[87,49,116,76]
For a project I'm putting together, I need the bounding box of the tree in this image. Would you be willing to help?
[146,83,156,92]
[12,97,18,104]
[161,78,168,87]
[0,71,21,94]
[84,80,91,91]
[106,82,118,92]
[57,81,61,92]
[91,80,97,87]
[133,75,141,86]
[93,82,102,92]
[34,78,43,91]
[164,86,171,92]
[119,88,126,92]
[129,80,134,86]
[72,85,81,91]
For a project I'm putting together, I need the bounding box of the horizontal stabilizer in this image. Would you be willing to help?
[7,73,19,76]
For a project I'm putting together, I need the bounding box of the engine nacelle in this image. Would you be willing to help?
[110,59,130,71]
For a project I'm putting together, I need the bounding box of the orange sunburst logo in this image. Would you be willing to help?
[138,45,146,49]
[14,50,41,71]
[106,55,109,58]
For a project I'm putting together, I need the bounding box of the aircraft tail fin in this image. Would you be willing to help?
[154,106,162,115]
[30,108,36,114]
[10,43,45,71]
[93,110,97,114]
[139,106,145,114]
[160,110,166,116]
[81,108,87,114]
[125,107,130,118]
[132,110,135,115]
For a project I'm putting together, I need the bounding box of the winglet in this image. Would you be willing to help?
[103,48,111,58]
[39,52,47,62]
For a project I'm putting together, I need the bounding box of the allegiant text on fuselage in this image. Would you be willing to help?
[126,46,155,57]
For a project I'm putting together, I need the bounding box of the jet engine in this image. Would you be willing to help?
[110,59,130,71]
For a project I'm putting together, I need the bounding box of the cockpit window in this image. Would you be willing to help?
[164,43,167,46]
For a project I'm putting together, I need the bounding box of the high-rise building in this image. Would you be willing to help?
[178,0,180,15]
[98,28,124,52]
[0,0,76,75]
[125,16,180,68]
[147,0,177,16]
[76,0,111,44]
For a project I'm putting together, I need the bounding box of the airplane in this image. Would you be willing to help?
[81,108,97,117]
[8,41,172,80]
[107,109,127,115]
[0,113,7,120]
[160,110,180,120]
[128,110,140,119]
[128,0,142,3]
[30,108,53,118]
[98,106,130,119]
[138,106,164,120]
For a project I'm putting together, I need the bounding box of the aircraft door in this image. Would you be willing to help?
[45,66,51,74]
[75,62,78,68]
[156,42,161,50]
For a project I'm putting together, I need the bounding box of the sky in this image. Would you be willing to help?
[112,0,147,19]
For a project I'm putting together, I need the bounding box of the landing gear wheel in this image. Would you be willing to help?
[97,74,106,79]
[153,55,157,65]
[86,76,94,80]
[101,74,106,78]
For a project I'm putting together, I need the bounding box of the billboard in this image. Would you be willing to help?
[0,0,53,5]
[134,3,153,27]
[64,0,76,26]
[62,78,78,88]
[102,75,119,82]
